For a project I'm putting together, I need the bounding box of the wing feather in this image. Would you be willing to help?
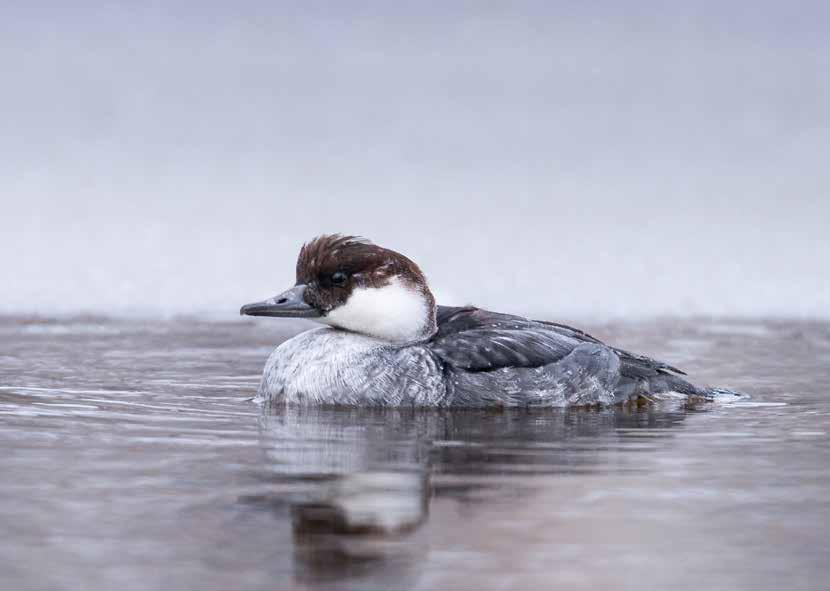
[430,306,686,377]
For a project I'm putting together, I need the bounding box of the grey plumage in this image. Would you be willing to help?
[257,305,739,407]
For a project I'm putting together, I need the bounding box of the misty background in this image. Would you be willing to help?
[2,1,828,319]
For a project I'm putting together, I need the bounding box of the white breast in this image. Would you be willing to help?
[256,327,446,406]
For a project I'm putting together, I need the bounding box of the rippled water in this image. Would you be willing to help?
[1,316,829,590]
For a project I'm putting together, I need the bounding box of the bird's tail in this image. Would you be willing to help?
[660,373,749,402]
[701,386,749,402]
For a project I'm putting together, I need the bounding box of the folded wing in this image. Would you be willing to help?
[431,306,686,379]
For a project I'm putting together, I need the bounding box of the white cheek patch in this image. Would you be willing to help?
[317,276,430,343]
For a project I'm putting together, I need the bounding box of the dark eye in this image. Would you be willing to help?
[330,271,348,287]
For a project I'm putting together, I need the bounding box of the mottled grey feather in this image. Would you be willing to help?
[432,306,686,378]
[256,306,737,407]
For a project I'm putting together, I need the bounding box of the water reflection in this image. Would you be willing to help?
[291,471,430,588]
[255,405,694,586]
[3,317,828,590]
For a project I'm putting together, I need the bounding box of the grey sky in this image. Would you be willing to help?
[2,1,829,318]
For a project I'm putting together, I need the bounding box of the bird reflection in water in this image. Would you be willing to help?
[251,404,694,587]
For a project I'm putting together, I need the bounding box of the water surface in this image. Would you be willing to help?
[1,316,828,590]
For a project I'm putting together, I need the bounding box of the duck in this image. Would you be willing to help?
[241,234,742,407]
